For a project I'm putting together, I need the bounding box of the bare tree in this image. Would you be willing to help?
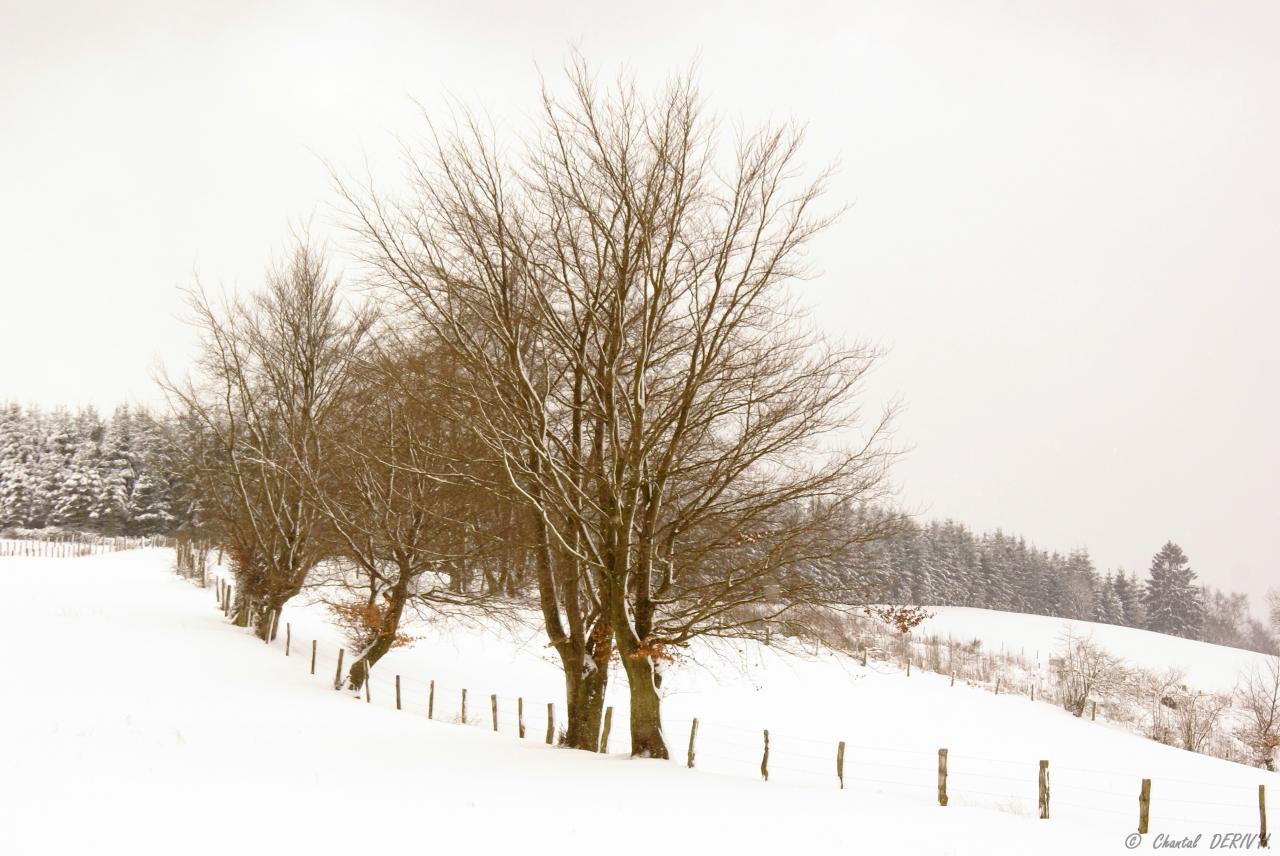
[164,239,372,638]
[1137,667,1188,745]
[1236,657,1280,770]
[1054,629,1127,717]
[301,337,516,691]
[1169,687,1232,753]
[343,59,898,757]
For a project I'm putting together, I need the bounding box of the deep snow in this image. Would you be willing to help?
[1,549,1273,855]
[920,606,1274,694]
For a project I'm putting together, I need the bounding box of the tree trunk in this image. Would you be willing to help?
[561,657,608,750]
[346,631,397,692]
[620,651,669,759]
[345,592,408,691]
[559,619,612,750]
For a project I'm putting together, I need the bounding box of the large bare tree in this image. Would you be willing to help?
[165,239,373,639]
[343,60,897,757]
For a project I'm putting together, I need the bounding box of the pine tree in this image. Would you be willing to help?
[1096,573,1124,624]
[1142,541,1205,639]
[1112,571,1143,628]
[1062,549,1099,620]
[97,406,139,535]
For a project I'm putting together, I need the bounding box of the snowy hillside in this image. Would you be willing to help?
[2,549,1274,855]
[919,607,1273,694]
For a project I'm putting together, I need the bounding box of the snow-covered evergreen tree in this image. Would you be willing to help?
[0,402,186,534]
[1142,541,1205,639]
[1096,573,1124,624]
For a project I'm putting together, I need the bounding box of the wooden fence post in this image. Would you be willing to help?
[937,749,949,806]
[600,706,613,753]
[995,679,1001,695]
[760,730,770,782]
[491,694,499,731]
[284,623,291,657]
[461,689,467,724]
[310,640,317,675]
[428,680,435,719]
[1091,700,1097,721]
[1138,778,1151,834]
[1261,784,1269,849]
[333,648,345,691]
[518,697,525,738]
[395,675,402,711]
[364,672,371,703]
[1038,760,1050,819]
[837,741,846,789]
[546,703,555,744]
[687,718,699,769]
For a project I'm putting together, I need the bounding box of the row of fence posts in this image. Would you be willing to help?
[0,536,160,558]
[216,574,1270,845]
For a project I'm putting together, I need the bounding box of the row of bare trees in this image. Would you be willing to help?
[1052,630,1280,769]
[166,61,905,760]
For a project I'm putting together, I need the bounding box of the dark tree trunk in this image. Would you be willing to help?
[620,650,669,759]
[561,658,608,750]
[346,590,408,691]
[559,620,613,750]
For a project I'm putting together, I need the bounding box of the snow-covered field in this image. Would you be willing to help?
[919,607,1274,694]
[2,549,1274,855]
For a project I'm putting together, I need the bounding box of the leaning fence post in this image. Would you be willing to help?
[491,694,499,731]
[333,648,345,691]
[395,675,402,711]
[1138,778,1151,834]
[1038,760,1050,819]
[937,748,949,806]
[837,741,846,789]
[284,623,291,657]
[599,706,613,753]
[518,697,525,738]
[428,680,435,719]
[687,718,699,769]
[546,703,555,744]
[461,688,467,724]
[310,640,317,675]
[760,730,770,782]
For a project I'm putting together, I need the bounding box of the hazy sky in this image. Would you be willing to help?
[2,0,1276,604]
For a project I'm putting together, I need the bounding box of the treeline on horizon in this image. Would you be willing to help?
[852,520,1278,655]
[0,403,189,536]
[3,400,1272,656]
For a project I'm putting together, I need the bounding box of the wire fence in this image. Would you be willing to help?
[189,561,1279,843]
[0,534,169,558]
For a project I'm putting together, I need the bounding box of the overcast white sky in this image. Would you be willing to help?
[2,0,1276,604]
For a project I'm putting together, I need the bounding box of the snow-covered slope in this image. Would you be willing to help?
[2,550,1274,855]
[919,607,1272,693]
